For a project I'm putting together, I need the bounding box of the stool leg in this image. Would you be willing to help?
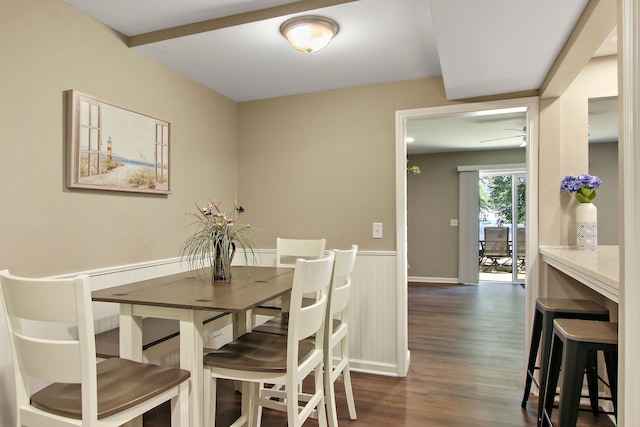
[537,313,558,424]
[604,349,618,420]
[585,350,599,415]
[540,334,563,427]
[522,308,543,407]
[558,340,588,427]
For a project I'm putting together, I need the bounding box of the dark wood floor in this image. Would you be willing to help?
[144,282,616,426]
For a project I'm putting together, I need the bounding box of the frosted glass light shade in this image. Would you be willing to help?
[280,16,339,53]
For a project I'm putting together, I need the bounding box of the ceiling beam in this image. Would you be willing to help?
[539,0,617,99]
[455,89,541,104]
[128,0,359,47]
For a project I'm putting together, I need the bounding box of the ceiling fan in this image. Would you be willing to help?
[480,126,527,146]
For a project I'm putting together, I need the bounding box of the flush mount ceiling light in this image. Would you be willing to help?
[280,16,339,53]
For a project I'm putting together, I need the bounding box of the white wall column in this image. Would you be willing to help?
[619,0,640,423]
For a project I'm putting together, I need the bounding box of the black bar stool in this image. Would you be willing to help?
[541,319,618,427]
[521,298,609,423]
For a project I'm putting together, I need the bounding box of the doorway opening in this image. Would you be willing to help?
[395,97,539,376]
[479,171,526,283]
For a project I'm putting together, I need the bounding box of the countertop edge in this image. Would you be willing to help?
[539,245,619,303]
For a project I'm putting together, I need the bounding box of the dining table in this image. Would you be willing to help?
[91,265,294,427]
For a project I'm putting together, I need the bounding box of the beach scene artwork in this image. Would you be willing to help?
[67,90,170,194]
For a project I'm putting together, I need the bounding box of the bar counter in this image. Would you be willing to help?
[539,245,619,303]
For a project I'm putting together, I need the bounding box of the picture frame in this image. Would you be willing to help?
[66,90,171,194]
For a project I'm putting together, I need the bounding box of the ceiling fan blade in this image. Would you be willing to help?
[479,135,523,143]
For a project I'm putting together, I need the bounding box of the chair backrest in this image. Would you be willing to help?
[483,226,510,257]
[0,270,99,421]
[286,252,335,366]
[276,238,327,268]
[328,245,358,321]
[516,227,526,256]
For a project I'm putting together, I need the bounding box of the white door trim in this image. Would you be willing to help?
[396,96,539,377]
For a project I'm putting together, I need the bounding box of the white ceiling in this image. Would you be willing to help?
[65,0,590,102]
[63,0,617,153]
[406,108,528,155]
[405,96,619,155]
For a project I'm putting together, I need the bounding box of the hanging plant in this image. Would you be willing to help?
[407,160,421,174]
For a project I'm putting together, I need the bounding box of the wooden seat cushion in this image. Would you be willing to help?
[253,313,341,337]
[554,318,618,344]
[203,332,314,373]
[536,298,609,315]
[253,313,290,335]
[256,296,315,311]
[256,296,284,310]
[30,358,190,420]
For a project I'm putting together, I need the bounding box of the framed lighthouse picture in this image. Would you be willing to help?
[66,90,171,194]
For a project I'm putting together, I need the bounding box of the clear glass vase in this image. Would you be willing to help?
[213,242,236,282]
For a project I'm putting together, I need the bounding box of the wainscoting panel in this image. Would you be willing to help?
[348,251,399,375]
[52,250,401,376]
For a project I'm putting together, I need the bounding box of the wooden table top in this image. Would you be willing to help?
[91,266,294,313]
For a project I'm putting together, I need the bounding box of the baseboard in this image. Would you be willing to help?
[408,276,459,284]
[349,358,401,377]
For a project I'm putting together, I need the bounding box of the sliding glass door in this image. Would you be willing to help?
[479,171,526,283]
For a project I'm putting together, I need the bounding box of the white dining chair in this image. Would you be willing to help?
[0,270,191,427]
[251,237,326,327]
[203,252,335,427]
[275,237,327,268]
[324,245,358,427]
[253,245,359,427]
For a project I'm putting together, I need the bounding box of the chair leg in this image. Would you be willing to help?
[604,349,618,419]
[315,365,328,427]
[341,338,357,420]
[249,382,261,427]
[343,366,357,420]
[541,334,563,427]
[324,359,339,427]
[557,340,588,427]
[537,312,558,425]
[203,372,217,427]
[585,350,599,415]
[287,381,299,427]
[172,380,190,427]
[522,308,543,407]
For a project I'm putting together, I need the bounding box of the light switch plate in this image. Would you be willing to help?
[372,222,383,238]
[450,219,458,226]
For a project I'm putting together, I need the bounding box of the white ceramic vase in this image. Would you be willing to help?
[575,202,597,251]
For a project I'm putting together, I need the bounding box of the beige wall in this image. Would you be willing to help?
[0,0,238,277]
[538,55,618,248]
[405,139,616,280]
[407,148,526,279]
[590,141,619,245]
[237,78,459,250]
[0,1,628,424]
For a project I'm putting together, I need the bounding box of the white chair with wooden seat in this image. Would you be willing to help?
[276,238,327,268]
[251,237,326,326]
[203,252,335,427]
[0,270,191,427]
[324,245,358,427]
[253,245,358,427]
